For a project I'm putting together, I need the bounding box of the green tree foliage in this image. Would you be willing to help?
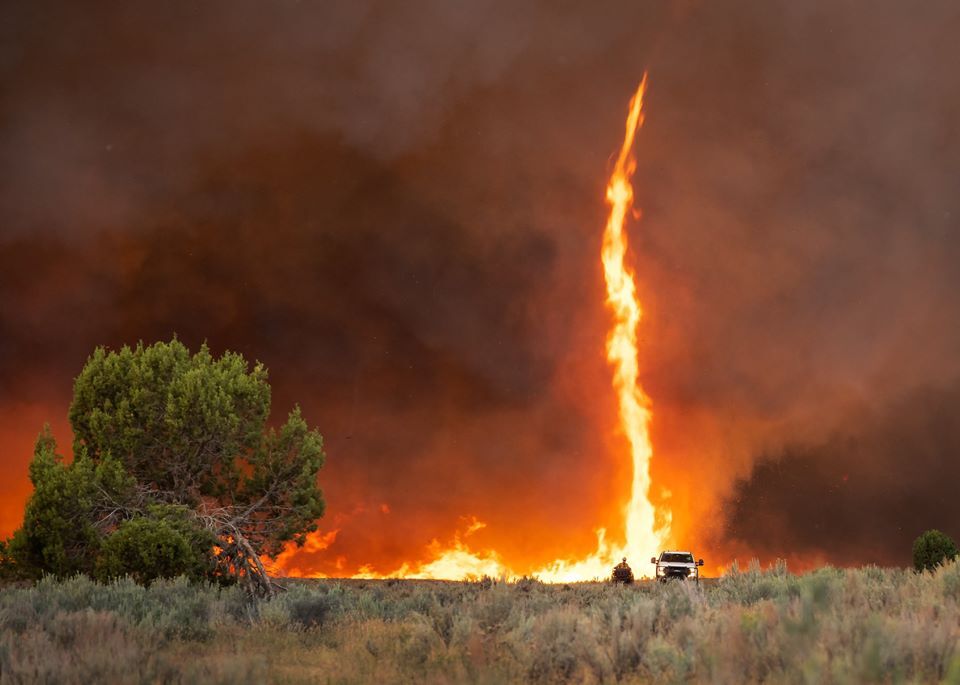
[69,340,270,503]
[6,428,133,579]
[7,339,325,594]
[0,540,14,580]
[95,506,216,585]
[913,529,959,572]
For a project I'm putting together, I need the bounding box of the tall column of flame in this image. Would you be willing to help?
[529,73,668,581]
[600,73,667,564]
[277,76,668,581]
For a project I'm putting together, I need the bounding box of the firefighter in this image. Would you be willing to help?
[612,557,634,584]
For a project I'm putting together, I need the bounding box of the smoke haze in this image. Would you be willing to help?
[2,0,959,573]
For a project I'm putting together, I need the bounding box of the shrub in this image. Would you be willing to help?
[913,529,959,572]
[2,570,960,683]
[285,586,346,628]
[0,610,150,684]
[95,506,217,584]
[0,575,217,641]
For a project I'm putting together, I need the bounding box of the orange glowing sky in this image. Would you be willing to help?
[3,1,960,575]
[271,75,671,581]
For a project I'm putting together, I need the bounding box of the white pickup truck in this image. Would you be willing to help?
[651,551,705,583]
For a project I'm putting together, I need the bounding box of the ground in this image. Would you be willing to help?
[2,563,960,683]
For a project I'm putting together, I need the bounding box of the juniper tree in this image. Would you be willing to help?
[8,339,325,595]
[913,529,958,572]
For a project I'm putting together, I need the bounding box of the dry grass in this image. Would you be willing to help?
[3,562,960,683]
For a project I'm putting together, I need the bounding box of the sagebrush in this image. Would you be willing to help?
[3,562,960,684]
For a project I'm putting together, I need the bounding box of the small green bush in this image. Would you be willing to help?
[95,506,216,584]
[913,529,959,572]
[285,586,346,628]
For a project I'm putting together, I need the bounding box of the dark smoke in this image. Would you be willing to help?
[723,380,960,567]
[2,0,959,572]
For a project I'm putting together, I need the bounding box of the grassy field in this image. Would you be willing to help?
[2,561,960,684]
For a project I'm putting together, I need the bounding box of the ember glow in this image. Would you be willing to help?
[274,76,668,581]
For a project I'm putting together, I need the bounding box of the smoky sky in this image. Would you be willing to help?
[723,380,960,568]
[1,0,959,573]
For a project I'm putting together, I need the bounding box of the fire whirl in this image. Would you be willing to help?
[532,72,669,581]
[597,73,669,567]
[276,75,669,581]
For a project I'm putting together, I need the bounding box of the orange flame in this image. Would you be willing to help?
[600,73,670,561]
[278,517,506,580]
[530,72,669,581]
[274,75,668,581]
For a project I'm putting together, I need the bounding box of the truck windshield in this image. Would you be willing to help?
[661,553,694,563]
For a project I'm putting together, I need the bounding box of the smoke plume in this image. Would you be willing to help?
[2,0,959,573]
